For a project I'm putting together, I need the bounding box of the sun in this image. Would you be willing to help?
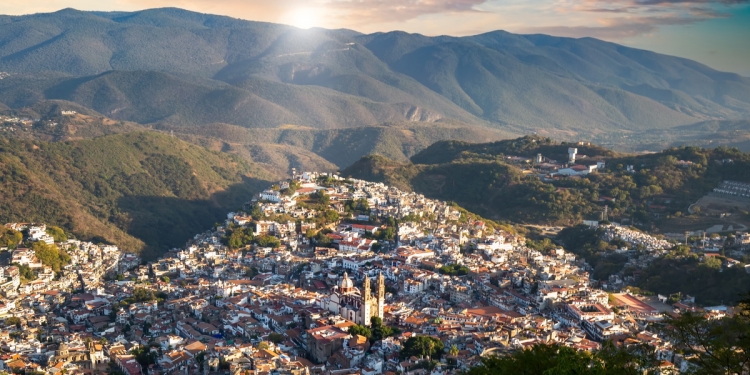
[282,7,321,29]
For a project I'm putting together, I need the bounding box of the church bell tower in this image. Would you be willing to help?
[376,272,385,320]
[362,274,372,326]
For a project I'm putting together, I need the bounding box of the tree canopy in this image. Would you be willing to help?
[464,343,658,375]
[400,336,444,360]
[267,333,284,344]
[255,234,280,248]
[223,226,254,249]
[0,228,23,248]
[348,325,372,339]
[31,241,70,272]
[438,264,469,276]
[131,287,157,303]
[45,225,67,242]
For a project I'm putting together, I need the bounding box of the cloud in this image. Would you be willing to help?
[585,7,636,13]
[634,0,749,4]
[325,0,488,23]
[545,0,745,40]
[577,0,748,15]
[521,15,705,39]
[688,6,733,17]
[114,0,489,28]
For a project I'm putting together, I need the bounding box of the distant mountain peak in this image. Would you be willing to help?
[0,7,746,136]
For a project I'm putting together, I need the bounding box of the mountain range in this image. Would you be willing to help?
[0,7,748,157]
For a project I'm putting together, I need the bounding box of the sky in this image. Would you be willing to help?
[2,0,749,76]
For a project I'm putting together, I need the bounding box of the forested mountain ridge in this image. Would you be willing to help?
[343,136,750,227]
[0,7,747,138]
[0,131,273,259]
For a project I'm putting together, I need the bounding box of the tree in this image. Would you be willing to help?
[245,267,259,278]
[315,231,332,246]
[12,263,36,283]
[463,343,657,375]
[449,344,459,357]
[130,346,158,370]
[196,351,206,371]
[324,210,340,223]
[250,205,263,218]
[378,227,396,241]
[370,316,396,343]
[31,242,70,272]
[400,336,444,360]
[438,264,469,276]
[132,287,156,302]
[662,311,750,375]
[704,256,722,269]
[267,333,284,344]
[5,317,21,328]
[160,276,170,283]
[348,325,372,339]
[283,180,300,195]
[255,234,280,248]
[257,342,270,351]
[670,245,691,257]
[315,190,330,205]
[354,198,369,211]
[526,238,557,253]
[0,228,23,248]
[46,226,67,242]
[739,292,750,318]
[224,227,253,249]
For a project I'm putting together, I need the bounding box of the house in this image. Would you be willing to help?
[260,190,281,203]
[556,164,598,176]
[306,325,351,363]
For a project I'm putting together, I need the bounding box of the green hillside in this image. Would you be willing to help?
[0,101,146,141]
[0,131,273,259]
[1,103,510,178]
[343,136,750,227]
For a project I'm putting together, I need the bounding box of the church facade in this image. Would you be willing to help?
[326,272,384,326]
[52,342,96,369]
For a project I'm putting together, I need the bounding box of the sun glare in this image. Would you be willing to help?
[283,8,320,29]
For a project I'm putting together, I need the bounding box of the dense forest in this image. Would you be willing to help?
[0,132,273,259]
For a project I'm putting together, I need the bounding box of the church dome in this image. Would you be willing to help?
[340,272,354,289]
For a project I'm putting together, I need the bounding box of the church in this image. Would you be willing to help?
[52,342,96,369]
[326,272,384,326]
